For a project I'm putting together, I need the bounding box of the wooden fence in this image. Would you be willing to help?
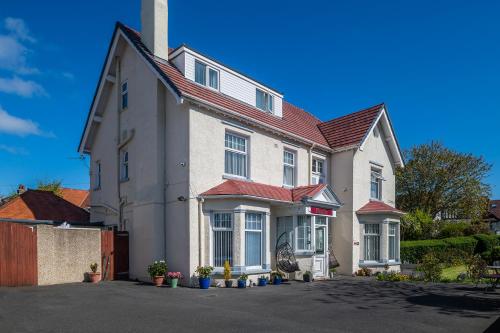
[0,222,37,286]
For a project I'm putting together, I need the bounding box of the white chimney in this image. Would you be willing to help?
[141,0,169,60]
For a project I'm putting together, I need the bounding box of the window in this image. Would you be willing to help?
[276,216,294,248]
[312,158,325,184]
[389,223,397,261]
[224,133,247,177]
[195,60,219,90]
[121,81,128,110]
[94,161,101,190]
[370,168,382,200]
[364,224,380,261]
[296,216,312,251]
[256,89,273,112]
[213,213,233,267]
[245,213,263,267]
[120,150,129,181]
[283,150,295,187]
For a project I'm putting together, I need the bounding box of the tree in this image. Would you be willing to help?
[396,142,491,221]
[36,180,63,197]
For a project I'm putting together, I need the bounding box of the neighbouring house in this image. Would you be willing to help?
[60,188,91,210]
[0,186,90,225]
[78,0,405,282]
[487,200,500,235]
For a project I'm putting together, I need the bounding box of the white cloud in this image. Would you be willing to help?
[0,144,28,155]
[5,17,36,43]
[0,76,47,97]
[62,72,75,80]
[0,106,47,137]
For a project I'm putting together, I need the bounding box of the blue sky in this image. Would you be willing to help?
[0,0,499,197]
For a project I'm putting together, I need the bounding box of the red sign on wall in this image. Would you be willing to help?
[310,206,333,216]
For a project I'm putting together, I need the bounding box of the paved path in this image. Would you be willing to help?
[0,277,499,332]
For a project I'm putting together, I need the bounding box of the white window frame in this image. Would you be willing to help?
[94,161,101,190]
[363,223,380,262]
[312,158,326,184]
[388,223,398,261]
[121,81,128,110]
[256,88,274,112]
[120,150,129,181]
[370,168,383,200]
[224,132,249,179]
[245,212,263,269]
[296,215,313,253]
[283,149,296,187]
[212,212,233,268]
[195,60,219,91]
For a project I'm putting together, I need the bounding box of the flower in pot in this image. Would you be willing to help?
[195,265,214,289]
[329,268,336,279]
[89,262,101,283]
[237,274,248,288]
[303,271,312,282]
[257,275,268,287]
[223,260,233,288]
[167,272,182,288]
[148,260,167,287]
[271,271,283,285]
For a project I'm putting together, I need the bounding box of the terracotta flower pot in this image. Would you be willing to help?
[153,276,165,287]
[89,272,101,283]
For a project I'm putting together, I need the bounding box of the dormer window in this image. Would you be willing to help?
[256,89,273,112]
[195,60,219,90]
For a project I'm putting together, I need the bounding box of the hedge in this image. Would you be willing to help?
[400,239,448,264]
[442,236,478,255]
[473,234,499,253]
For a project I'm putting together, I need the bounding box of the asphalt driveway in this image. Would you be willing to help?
[0,277,498,332]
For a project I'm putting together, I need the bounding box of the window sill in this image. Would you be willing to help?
[222,174,251,182]
[295,251,315,256]
[120,178,130,183]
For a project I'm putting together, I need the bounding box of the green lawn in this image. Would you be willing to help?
[441,265,466,280]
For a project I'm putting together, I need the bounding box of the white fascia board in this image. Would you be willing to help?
[200,194,291,205]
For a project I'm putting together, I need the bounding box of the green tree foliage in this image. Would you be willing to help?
[400,209,436,240]
[36,180,63,197]
[396,142,491,221]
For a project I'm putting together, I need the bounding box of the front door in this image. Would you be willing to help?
[313,225,327,277]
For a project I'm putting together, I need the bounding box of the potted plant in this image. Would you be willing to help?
[195,265,214,289]
[303,271,312,282]
[258,275,268,286]
[237,274,248,288]
[167,272,182,288]
[329,268,336,279]
[271,271,283,285]
[89,262,101,283]
[148,260,167,287]
[223,260,233,288]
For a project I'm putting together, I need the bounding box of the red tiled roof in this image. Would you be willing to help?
[357,200,405,215]
[489,200,500,220]
[318,104,383,150]
[201,179,326,203]
[60,188,90,209]
[120,24,330,148]
[0,190,90,223]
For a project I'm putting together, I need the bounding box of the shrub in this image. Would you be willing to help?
[492,246,500,261]
[355,267,372,276]
[223,260,231,281]
[238,273,248,281]
[147,260,167,278]
[442,236,478,256]
[400,209,436,240]
[438,221,469,238]
[90,262,98,273]
[465,254,487,283]
[464,222,491,236]
[400,239,448,264]
[376,271,410,282]
[195,265,214,278]
[473,234,499,253]
[417,252,443,282]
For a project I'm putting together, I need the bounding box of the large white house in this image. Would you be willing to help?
[79,0,405,283]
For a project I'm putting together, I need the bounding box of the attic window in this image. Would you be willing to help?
[195,60,219,90]
[256,89,273,112]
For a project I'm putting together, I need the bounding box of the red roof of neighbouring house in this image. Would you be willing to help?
[60,188,90,209]
[201,179,327,203]
[489,200,500,220]
[357,200,405,215]
[0,190,90,223]
[318,104,383,150]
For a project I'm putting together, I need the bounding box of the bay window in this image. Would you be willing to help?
[224,132,248,177]
[245,213,263,267]
[364,224,380,261]
[283,150,295,187]
[213,213,233,267]
[296,216,312,251]
[389,223,397,261]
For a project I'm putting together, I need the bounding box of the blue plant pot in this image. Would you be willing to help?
[273,277,282,285]
[237,279,247,288]
[198,277,211,289]
[258,278,267,287]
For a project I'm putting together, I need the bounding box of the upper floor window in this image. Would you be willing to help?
[195,60,219,90]
[94,161,101,190]
[121,81,128,110]
[312,158,325,184]
[256,89,273,112]
[370,168,382,200]
[283,150,296,187]
[120,150,129,181]
[224,133,247,178]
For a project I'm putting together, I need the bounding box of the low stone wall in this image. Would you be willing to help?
[36,225,101,285]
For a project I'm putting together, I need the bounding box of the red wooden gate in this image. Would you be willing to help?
[101,230,129,280]
[114,231,129,280]
[0,222,37,286]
